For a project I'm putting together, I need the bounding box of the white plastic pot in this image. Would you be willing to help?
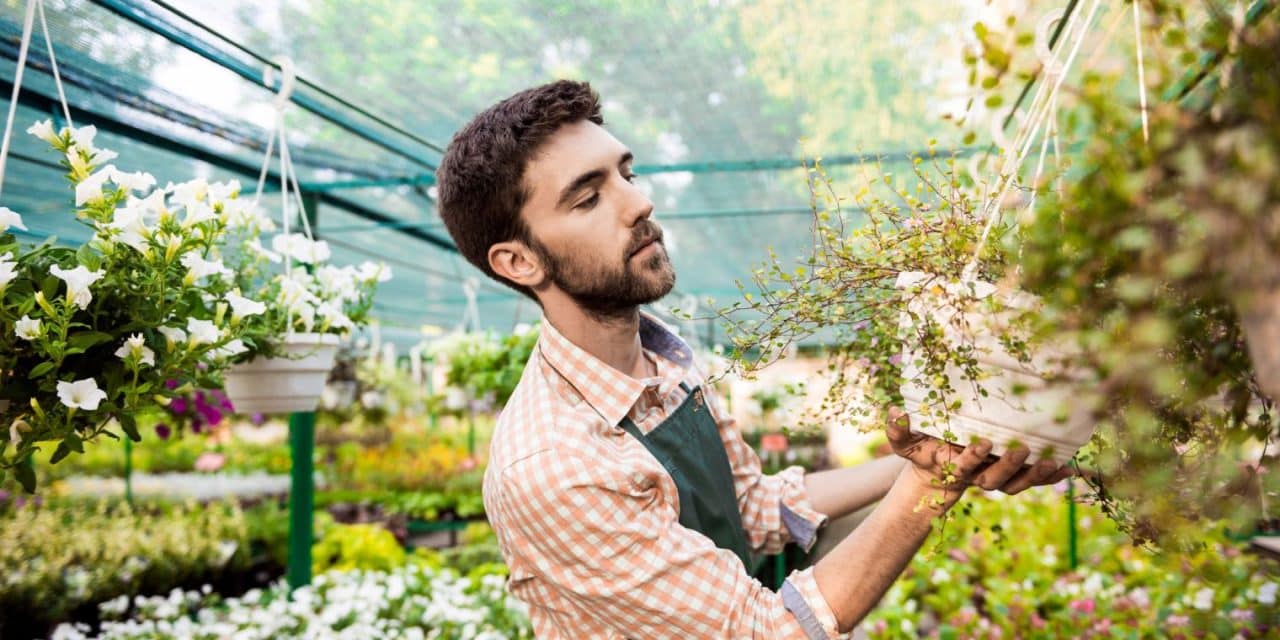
[1236,286,1280,403]
[895,272,1095,465]
[223,333,340,415]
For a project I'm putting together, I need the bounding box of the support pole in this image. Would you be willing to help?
[287,411,315,590]
[1067,477,1079,570]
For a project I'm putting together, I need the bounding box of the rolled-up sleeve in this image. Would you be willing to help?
[494,450,846,639]
[702,387,829,554]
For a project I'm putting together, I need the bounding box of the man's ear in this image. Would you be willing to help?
[489,240,544,289]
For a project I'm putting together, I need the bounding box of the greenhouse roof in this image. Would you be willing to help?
[0,0,1247,349]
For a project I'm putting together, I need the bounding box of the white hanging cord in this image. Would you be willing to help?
[962,0,1103,282]
[1133,1,1150,144]
[0,0,40,200]
[36,0,71,129]
[460,278,480,333]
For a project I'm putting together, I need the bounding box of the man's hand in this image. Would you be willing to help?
[885,407,1073,511]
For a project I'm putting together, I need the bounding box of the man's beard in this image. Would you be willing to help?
[528,221,675,321]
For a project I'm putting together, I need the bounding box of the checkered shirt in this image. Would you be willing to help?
[483,315,847,639]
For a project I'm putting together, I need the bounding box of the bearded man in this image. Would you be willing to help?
[436,80,1071,639]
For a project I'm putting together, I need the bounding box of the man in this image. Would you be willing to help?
[436,80,1071,639]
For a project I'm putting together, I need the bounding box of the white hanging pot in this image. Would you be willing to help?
[1234,286,1280,403]
[895,272,1095,465]
[223,333,340,415]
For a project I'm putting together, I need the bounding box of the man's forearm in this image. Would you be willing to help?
[810,467,941,632]
[804,455,907,519]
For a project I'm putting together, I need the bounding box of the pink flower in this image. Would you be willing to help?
[873,620,887,634]
[948,548,970,564]
[1030,613,1046,629]
[1069,599,1096,614]
[1229,609,1254,623]
[1166,614,1190,627]
[194,452,226,473]
[1093,619,1112,633]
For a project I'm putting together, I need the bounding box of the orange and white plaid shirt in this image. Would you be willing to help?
[483,314,848,639]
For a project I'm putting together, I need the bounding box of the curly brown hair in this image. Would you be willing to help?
[436,80,604,299]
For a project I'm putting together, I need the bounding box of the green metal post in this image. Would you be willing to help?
[426,356,438,431]
[1067,477,1078,570]
[123,436,133,506]
[287,411,316,590]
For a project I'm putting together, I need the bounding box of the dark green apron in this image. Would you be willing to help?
[619,382,752,568]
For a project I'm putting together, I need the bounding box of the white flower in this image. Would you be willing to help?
[0,207,28,232]
[278,272,318,307]
[207,180,241,203]
[15,315,41,340]
[357,261,392,283]
[104,200,153,253]
[186,318,220,345]
[1193,587,1214,611]
[1259,582,1277,605]
[25,119,58,145]
[288,300,316,331]
[167,178,208,207]
[180,251,232,281]
[317,300,352,330]
[68,124,98,151]
[0,253,19,289]
[158,326,187,347]
[57,378,107,411]
[213,339,248,359]
[50,264,106,310]
[182,202,218,228]
[114,333,155,367]
[225,293,266,320]
[108,167,156,193]
[75,164,117,206]
[8,418,30,448]
[272,233,330,264]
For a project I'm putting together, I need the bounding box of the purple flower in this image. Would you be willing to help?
[169,397,188,415]
[191,419,204,434]
[250,412,265,425]
[155,424,171,440]
[164,379,180,390]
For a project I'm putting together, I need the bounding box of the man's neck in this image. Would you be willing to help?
[542,296,649,379]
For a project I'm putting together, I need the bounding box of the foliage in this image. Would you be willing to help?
[311,522,409,575]
[431,327,539,411]
[861,487,1280,638]
[52,564,533,640]
[0,496,252,636]
[0,124,263,487]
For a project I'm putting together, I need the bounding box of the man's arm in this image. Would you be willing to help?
[803,455,906,520]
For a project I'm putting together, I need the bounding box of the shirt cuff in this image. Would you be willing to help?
[781,567,849,640]
[776,465,828,551]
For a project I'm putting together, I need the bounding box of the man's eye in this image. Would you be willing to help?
[576,193,600,209]
[623,173,637,184]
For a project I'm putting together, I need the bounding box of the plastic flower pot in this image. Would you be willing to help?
[223,333,340,414]
[895,271,1095,465]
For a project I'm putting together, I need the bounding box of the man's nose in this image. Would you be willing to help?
[622,180,654,225]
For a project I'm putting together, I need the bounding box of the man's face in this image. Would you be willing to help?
[518,121,675,318]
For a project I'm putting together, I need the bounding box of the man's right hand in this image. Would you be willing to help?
[884,407,1070,512]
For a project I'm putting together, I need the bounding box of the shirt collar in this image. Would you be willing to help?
[537,312,694,426]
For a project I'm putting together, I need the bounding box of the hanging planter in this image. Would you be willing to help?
[223,333,340,415]
[895,272,1094,466]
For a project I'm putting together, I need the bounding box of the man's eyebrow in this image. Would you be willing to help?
[555,151,636,209]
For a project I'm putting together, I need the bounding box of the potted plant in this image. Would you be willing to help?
[0,122,259,490]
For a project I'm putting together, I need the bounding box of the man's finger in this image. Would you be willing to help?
[995,458,1061,495]
[884,407,912,446]
[945,437,993,480]
[971,445,1031,491]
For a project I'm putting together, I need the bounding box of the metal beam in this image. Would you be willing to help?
[90,0,439,171]
[633,147,981,175]
[303,173,436,192]
[0,76,458,253]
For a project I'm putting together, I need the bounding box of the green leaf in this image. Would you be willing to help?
[14,460,36,493]
[50,440,73,464]
[67,331,114,351]
[28,361,56,379]
[63,431,85,453]
[118,413,141,442]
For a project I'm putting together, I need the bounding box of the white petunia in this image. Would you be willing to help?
[0,207,28,232]
[179,251,232,281]
[167,178,208,207]
[75,165,117,206]
[316,265,357,302]
[207,180,241,203]
[245,237,282,263]
[15,315,41,340]
[271,233,330,264]
[357,261,392,283]
[185,318,220,345]
[114,333,155,367]
[1260,582,1277,605]
[108,168,157,193]
[182,202,218,228]
[25,119,58,145]
[0,253,19,289]
[8,418,29,447]
[225,293,266,320]
[1192,587,1214,611]
[104,201,152,253]
[213,339,248,359]
[68,124,98,151]
[158,326,187,347]
[57,378,107,411]
[50,264,106,310]
[317,300,352,330]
